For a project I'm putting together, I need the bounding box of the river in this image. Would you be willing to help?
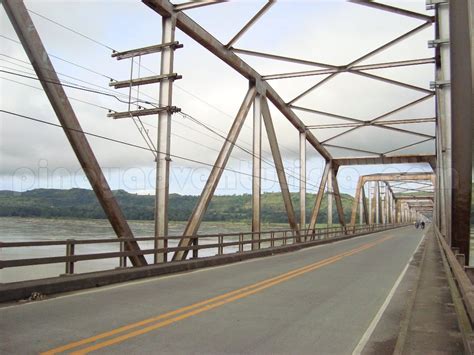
[0,217,289,283]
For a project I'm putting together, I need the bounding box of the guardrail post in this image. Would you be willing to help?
[192,237,198,259]
[270,231,275,247]
[119,240,127,268]
[283,231,287,246]
[218,235,224,255]
[239,233,244,253]
[65,239,75,275]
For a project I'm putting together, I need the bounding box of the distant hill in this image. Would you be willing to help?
[0,188,355,224]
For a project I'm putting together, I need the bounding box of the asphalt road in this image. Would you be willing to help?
[0,227,424,354]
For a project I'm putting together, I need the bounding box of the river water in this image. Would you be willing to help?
[0,217,289,283]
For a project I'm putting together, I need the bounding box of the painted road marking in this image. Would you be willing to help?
[42,235,393,354]
[352,231,425,354]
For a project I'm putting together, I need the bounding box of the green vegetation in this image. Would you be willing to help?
[0,188,355,224]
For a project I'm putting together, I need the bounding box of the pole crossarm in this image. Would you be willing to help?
[143,0,332,161]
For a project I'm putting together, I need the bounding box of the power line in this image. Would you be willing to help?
[0,74,246,164]
[0,109,312,191]
[4,11,301,157]
[1,67,318,190]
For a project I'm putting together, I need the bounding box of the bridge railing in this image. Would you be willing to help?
[434,226,474,330]
[0,223,407,278]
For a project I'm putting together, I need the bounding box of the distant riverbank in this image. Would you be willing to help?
[0,188,354,223]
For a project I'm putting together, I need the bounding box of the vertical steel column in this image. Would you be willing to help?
[332,167,347,232]
[435,1,452,240]
[308,162,330,230]
[154,15,176,263]
[368,182,373,224]
[350,176,363,231]
[375,181,380,224]
[261,97,300,237]
[2,0,147,267]
[173,86,257,261]
[385,184,389,224]
[359,191,364,225]
[327,168,333,226]
[449,0,473,263]
[252,93,262,250]
[300,130,306,233]
[361,183,369,225]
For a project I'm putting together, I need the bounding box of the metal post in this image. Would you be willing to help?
[449,0,473,264]
[375,181,380,224]
[252,94,262,250]
[261,97,300,238]
[361,183,369,225]
[218,235,224,256]
[368,182,373,225]
[119,240,127,268]
[359,188,364,225]
[350,176,363,232]
[332,168,346,232]
[65,240,75,275]
[2,0,147,267]
[154,15,176,264]
[300,130,307,235]
[173,86,256,261]
[327,168,333,226]
[435,1,452,240]
[308,162,330,230]
[192,237,198,259]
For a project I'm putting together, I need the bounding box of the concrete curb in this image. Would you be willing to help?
[0,227,404,303]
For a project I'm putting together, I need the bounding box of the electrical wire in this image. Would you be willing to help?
[1,67,320,191]
[0,109,313,191]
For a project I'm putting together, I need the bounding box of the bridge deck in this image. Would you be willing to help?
[0,227,462,354]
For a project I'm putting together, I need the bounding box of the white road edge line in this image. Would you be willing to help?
[352,230,426,355]
[0,226,407,310]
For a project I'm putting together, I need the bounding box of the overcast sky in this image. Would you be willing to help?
[0,0,435,196]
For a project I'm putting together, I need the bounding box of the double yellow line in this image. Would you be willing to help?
[42,235,392,354]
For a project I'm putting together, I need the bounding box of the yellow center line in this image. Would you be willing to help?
[42,235,393,355]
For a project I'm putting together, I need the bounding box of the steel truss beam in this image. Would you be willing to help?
[174,0,227,12]
[226,1,275,48]
[333,154,436,168]
[2,0,147,267]
[287,21,433,105]
[332,167,347,231]
[308,162,331,231]
[252,93,262,249]
[172,86,257,261]
[262,58,435,81]
[349,172,435,229]
[143,0,332,161]
[319,93,435,144]
[261,97,300,238]
[449,0,473,264]
[348,1,435,22]
[306,117,436,130]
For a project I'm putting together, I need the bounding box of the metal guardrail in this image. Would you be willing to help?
[0,223,406,276]
[435,226,474,325]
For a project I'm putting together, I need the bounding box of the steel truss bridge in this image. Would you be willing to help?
[0,0,473,354]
